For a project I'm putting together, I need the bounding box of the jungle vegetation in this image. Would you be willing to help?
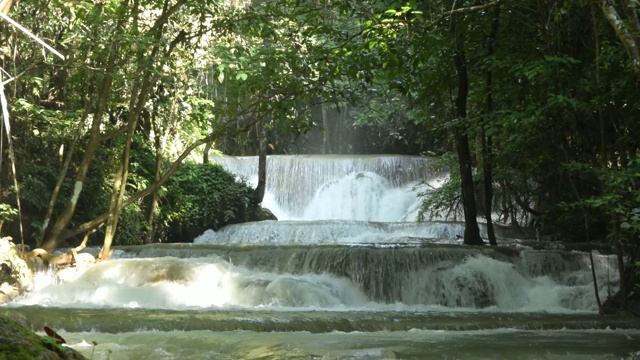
[0,0,639,303]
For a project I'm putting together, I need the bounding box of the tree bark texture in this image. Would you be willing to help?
[452,0,483,246]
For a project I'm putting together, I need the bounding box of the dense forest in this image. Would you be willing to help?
[0,0,639,291]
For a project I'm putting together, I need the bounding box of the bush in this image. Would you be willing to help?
[157,162,256,242]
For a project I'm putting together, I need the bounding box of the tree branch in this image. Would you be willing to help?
[0,11,65,60]
[424,0,508,30]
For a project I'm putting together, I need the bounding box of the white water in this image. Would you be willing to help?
[18,257,368,310]
[14,246,618,314]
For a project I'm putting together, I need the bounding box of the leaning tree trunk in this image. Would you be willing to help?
[39,56,114,252]
[101,121,136,260]
[100,0,188,260]
[452,0,483,246]
[39,1,131,252]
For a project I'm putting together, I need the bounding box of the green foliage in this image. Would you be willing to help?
[157,162,255,242]
[0,204,18,235]
[1,0,639,253]
[114,203,148,246]
[579,159,640,243]
[417,153,461,221]
[0,204,17,223]
[40,336,66,353]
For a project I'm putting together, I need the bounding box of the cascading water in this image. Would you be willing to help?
[4,154,640,359]
[212,154,440,221]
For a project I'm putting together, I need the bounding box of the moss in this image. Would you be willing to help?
[0,315,88,360]
[0,315,45,359]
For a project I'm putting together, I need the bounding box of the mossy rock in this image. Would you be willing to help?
[251,207,278,222]
[0,315,87,360]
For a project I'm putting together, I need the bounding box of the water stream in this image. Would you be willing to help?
[4,155,640,359]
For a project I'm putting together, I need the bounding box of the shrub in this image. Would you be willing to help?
[157,162,255,242]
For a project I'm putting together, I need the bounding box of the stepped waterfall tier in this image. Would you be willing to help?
[3,155,639,359]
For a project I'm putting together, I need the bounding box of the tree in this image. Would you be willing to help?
[450,0,484,245]
[598,0,640,77]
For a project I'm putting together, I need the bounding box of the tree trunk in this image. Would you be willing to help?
[100,0,187,260]
[322,104,333,154]
[483,6,500,246]
[203,141,213,163]
[599,0,640,77]
[39,1,131,252]
[452,0,483,246]
[39,53,115,252]
[255,142,267,206]
[253,121,268,205]
[143,114,165,244]
[38,105,90,245]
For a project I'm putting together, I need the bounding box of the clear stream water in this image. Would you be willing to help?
[4,155,640,359]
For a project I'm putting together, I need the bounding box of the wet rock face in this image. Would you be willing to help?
[0,237,33,304]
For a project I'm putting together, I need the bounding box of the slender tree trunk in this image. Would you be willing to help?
[100,0,188,259]
[483,6,500,246]
[38,105,89,245]
[589,4,605,313]
[322,105,332,154]
[101,64,149,259]
[255,139,267,205]
[144,134,163,244]
[452,0,483,246]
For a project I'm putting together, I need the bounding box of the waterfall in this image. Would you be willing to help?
[212,154,441,221]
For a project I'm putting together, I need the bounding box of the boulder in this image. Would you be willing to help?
[251,207,278,222]
[0,315,88,360]
[0,237,32,304]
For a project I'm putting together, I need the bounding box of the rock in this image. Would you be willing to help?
[251,207,278,222]
[0,237,33,304]
[0,315,88,360]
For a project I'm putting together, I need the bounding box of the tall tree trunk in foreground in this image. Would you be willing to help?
[452,0,483,246]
